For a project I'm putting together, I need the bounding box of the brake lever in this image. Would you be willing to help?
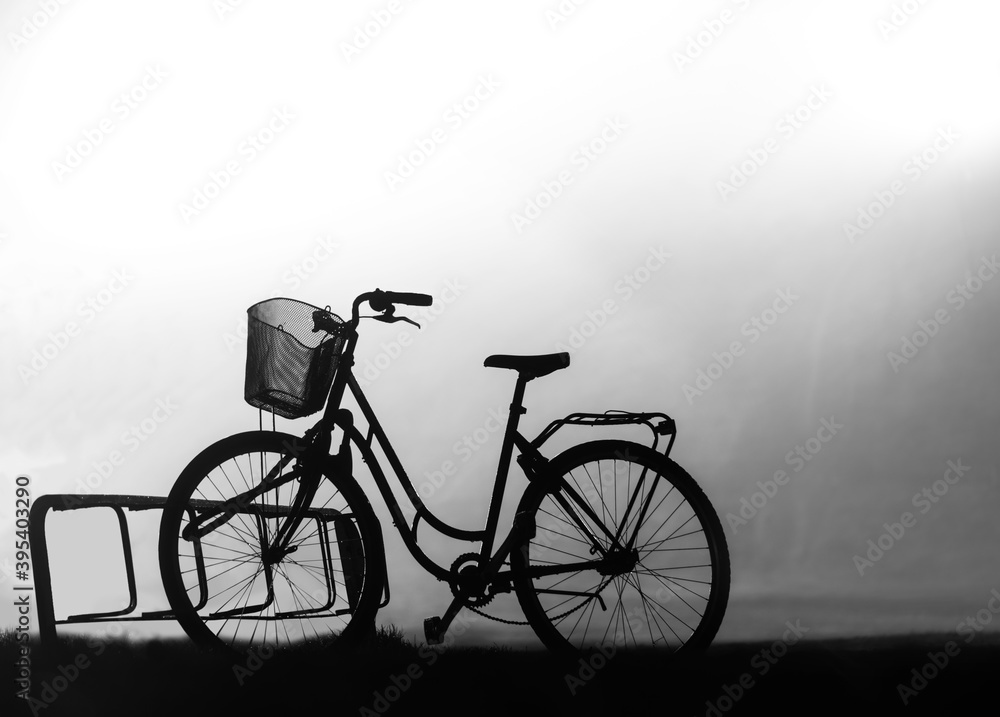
[374,314,421,329]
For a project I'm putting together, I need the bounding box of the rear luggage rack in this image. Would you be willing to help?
[531,410,677,455]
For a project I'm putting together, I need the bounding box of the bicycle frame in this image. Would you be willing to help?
[304,293,682,589]
[313,327,542,585]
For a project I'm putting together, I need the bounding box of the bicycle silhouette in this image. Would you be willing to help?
[158,289,730,658]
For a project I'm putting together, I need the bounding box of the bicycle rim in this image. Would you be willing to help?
[511,440,729,657]
[159,431,384,656]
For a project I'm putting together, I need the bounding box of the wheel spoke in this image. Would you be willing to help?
[514,442,729,657]
[161,432,380,655]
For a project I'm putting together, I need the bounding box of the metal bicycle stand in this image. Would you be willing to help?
[29,494,177,647]
[29,492,367,647]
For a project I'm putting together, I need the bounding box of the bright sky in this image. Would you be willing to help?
[2,0,1000,646]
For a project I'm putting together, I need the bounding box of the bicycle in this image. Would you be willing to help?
[158,289,730,660]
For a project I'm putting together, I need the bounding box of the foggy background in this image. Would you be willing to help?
[2,0,999,647]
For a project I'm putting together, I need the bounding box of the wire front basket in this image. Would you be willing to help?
[244,298,345,419]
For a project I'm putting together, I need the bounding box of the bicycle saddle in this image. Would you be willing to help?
[483,352,570,379]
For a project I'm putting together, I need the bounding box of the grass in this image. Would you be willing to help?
[2,626,998,716]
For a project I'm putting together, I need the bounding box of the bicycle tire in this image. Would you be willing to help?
[510,440,729,658]
[158,430,385,658]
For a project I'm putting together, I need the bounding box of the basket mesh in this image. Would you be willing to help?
[244,298,345,419]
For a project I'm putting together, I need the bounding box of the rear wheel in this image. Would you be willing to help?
[510,440,729,657]
[158,431,385,658]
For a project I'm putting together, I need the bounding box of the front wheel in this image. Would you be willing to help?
[158,431,385,658]
[510,440,729,658]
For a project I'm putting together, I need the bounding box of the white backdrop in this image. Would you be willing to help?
[2,0,1000,646]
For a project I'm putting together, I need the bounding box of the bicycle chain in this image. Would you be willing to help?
[466,604,529,625]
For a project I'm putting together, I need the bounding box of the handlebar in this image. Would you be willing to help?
[370,290,432,311]
[313,288,433,333]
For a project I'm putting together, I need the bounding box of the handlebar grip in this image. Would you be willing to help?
[383,291,432,307]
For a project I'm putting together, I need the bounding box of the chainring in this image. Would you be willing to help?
[448,552,496,608]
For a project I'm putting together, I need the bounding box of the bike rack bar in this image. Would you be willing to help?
[63,504,137,623]
[29,494,177,647]
[29,493,366,646]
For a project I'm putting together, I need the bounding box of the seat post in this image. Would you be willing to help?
[480,373,529,559]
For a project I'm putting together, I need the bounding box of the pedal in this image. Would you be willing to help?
[423,616,444,645]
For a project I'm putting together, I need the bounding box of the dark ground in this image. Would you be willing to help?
[2,628,996,716]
